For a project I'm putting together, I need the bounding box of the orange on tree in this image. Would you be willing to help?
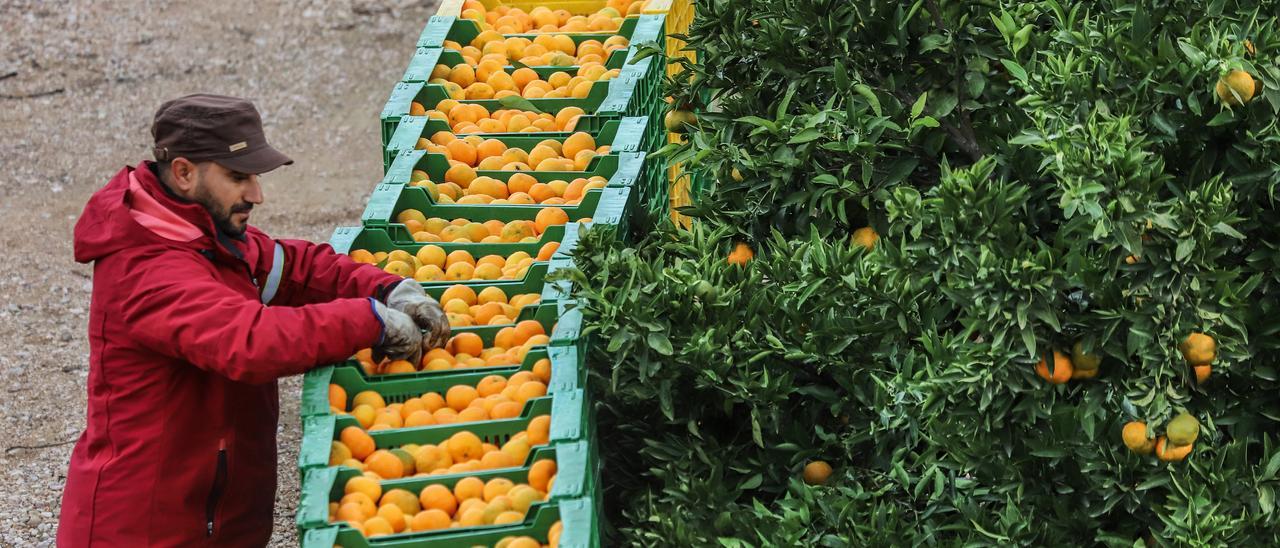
[802,460,833,485]
[1121,421,1155,455]
[1035,350,1073,384]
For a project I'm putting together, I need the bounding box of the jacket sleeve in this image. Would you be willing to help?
[267,239,406,306]
[119,251,384,384]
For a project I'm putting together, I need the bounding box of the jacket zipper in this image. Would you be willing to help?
[205,439,228,537]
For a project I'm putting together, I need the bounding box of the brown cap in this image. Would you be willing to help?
[151,93,293,174]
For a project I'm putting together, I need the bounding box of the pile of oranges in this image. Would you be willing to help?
[332,414,553,477]
[422,104,587,135]
[441,33,631,68]
[419,62,621,101]
[351,244,560,284]
[328,367,552,435]
[329,427,558,534]
[458,0,645,33]
[350,318,552,376]
[413,130,607,172]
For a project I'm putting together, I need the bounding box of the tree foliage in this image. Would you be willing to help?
[563,0,1280,545]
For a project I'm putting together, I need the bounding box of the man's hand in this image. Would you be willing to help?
[384,279,451,351]
[370,299,424,365]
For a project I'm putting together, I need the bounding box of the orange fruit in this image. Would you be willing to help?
[727,242,754,265]
[448,333,485,357]
[507,173,538,195]
[404,410,437,428]
[448,430,485,462]
[535,207,569,234]
[345,475,382,502]
[527,415,551,446]
[513,320,546,346]
[446,385,481,412]
[536,241,560,261]
[1035,350,1074,384]
[340,426,376,460]
[1155,436,1194,462]
[491,401,523,419]
[366,450,406,480]
[514,381,547,404]
[483,478,515,502]
[411,508,452,531]
[1122,421,1155,455]
[447,64,476,87]
[1179,333,1216,366]
[446,139,479,166]
[852,226,879,250]
[531,358,552,384]
[477,375,509,397]
[413,444,453,474]
[468,176,509,199]
[328,384,347,411]
[527,459,557,492]
[1194,365,1212,384]
[418,483,459,517]
[454,476,486,501]
[561,132,595,159]
[376,503,406,532]
[802,460,833,485]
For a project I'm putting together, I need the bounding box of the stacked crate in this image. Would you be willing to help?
[294,1,693,547]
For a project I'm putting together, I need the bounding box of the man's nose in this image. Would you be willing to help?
[244,175,264,204]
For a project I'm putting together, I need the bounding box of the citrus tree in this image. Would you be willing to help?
[561,0,1280,544]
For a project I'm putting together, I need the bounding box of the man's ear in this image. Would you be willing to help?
[167,157,199,194]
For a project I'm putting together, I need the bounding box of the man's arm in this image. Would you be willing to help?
[120,251,384,384]
[266,238,405,306]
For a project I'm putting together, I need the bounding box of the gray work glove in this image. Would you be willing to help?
[385,279,451,351]
[370,298,424,365]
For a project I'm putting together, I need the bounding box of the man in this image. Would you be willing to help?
[57,94,450,546]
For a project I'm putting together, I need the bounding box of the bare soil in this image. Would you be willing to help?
[0,0,438,544]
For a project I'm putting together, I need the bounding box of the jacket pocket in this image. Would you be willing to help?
[205,439,228,537]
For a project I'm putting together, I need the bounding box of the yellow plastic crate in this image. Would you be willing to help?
[645,0,696,224]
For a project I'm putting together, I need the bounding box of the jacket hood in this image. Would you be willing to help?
[74,162,225,264]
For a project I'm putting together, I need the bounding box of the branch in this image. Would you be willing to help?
[924,0,986,162]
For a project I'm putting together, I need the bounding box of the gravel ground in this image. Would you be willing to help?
[0,0,438,544]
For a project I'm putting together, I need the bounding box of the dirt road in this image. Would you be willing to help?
[0,0,437,544]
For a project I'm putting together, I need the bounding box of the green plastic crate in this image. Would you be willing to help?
[381,44,662,147]
[298,440,595,530]
[383,117,649,171]
[331,224,572,266]
[301,496,598,548]
[329,300,584,378]
[381,113,620,169]
[299,388,589,470]
[415,13,663,53]
[401,45,630,86]
[302,343,587,418]
[360,180,635,233]
[401,47,626,85]
[329,226,584,299]
[381,147,644,191]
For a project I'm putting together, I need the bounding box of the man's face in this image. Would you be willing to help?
[189,161,263,238]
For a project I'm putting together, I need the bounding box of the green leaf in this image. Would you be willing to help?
[1207,110,1237,127]
[1000,59,1028,82]
[1212,222,1246,239]
[788,128,823,144]
[497,95,544,113]
[911,93,928,119]
[646,332,674,355]
[854,84,882,116]
[1176,238,1195,261]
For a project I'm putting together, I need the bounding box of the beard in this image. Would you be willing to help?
[192,177,253,238]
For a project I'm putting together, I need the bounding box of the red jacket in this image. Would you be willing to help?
[58,162,402,547]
